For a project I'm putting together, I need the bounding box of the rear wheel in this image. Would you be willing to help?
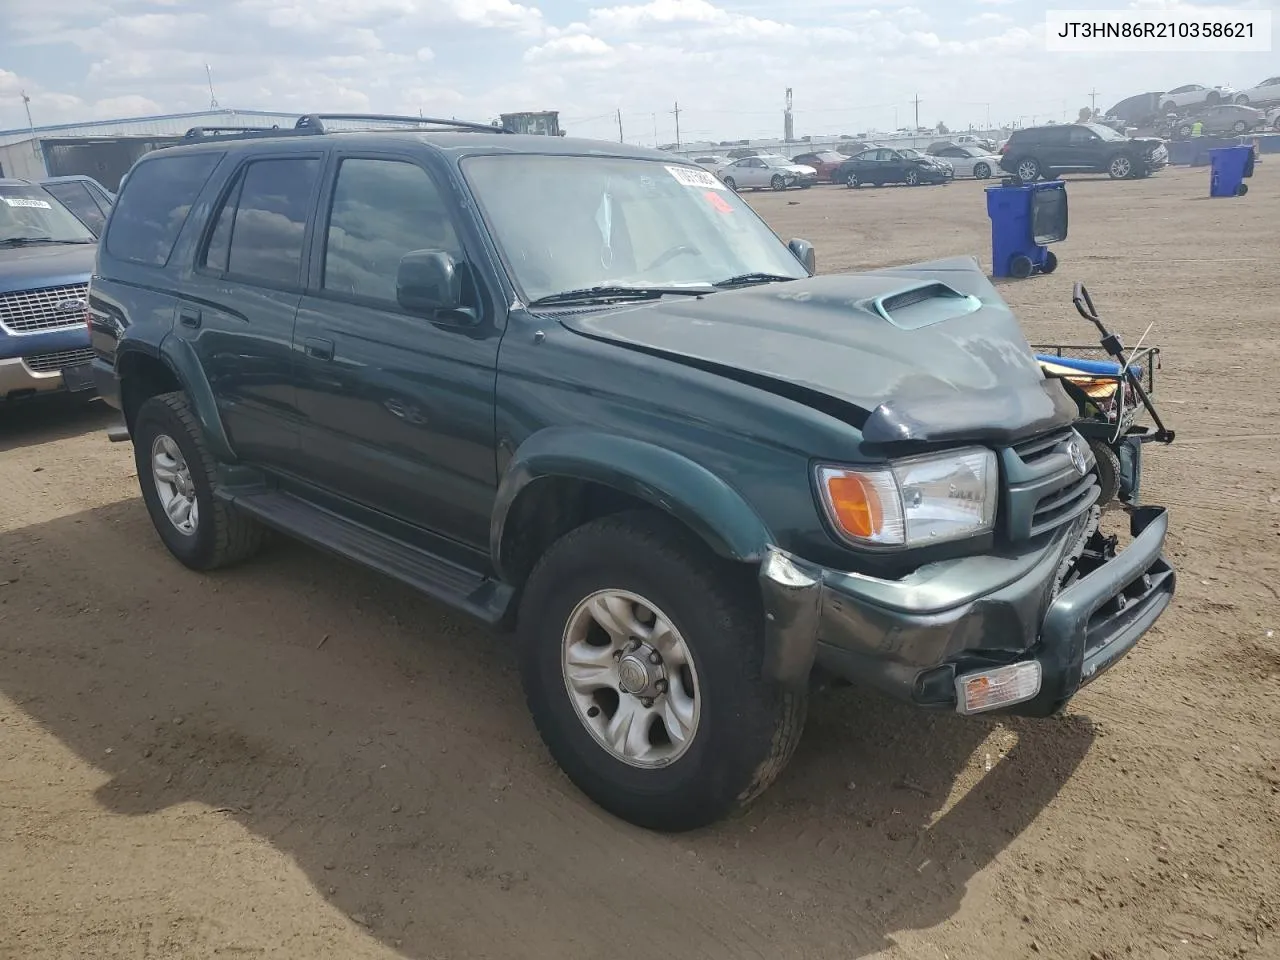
[517,510,807,832]
[973,162,991,179]
[1232,120,1249,134]
[1206,91,1221,105]
[1015,157,1041,183]
[133,392,266,571]
[1041,250,1059,274]
[721,176,737,191]
[1009,255,1034,279]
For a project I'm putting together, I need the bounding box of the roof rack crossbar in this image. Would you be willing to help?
[294,113,508,134]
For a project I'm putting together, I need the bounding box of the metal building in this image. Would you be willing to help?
[0,109,300,189]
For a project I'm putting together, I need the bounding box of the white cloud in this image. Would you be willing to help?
[967,12,1012,25]
[524,35,615,63]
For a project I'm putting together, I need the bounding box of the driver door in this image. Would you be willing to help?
[290,151,504,550]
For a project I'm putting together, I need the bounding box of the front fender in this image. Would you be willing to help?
[491,427,772,579]
[157,333,237,463]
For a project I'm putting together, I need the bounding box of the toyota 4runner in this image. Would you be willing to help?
[90,114,1176,832]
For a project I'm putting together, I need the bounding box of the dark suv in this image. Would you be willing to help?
[999,123,1169,182]
[90,114,1176,832]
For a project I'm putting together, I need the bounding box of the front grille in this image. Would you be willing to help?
[0,283,89,335]
[24,347,93,373]
[1002,427,1100,541]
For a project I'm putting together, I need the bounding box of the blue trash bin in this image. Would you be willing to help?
[1209,145,1254,197]
[985,179,1068,279]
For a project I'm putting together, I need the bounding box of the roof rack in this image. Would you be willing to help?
[178,113,509,143]
[293,113,509,135]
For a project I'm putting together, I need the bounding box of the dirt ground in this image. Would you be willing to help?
[2,162,1278,960]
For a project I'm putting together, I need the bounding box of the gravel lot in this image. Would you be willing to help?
[2,161,1277,960]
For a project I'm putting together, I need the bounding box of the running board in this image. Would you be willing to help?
[218,489,513,624]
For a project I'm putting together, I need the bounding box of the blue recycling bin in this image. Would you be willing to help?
[1209,145,1255,197]
[985,179,1068,279]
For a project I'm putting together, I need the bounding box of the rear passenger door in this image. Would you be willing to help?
[291,152,503,551]
[178,150,324,470]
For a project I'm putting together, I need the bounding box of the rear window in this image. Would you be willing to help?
[105,152,222,267]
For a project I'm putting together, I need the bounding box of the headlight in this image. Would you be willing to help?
[815,448,998,548]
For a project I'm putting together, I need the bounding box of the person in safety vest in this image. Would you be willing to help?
[1191,119,1203,137]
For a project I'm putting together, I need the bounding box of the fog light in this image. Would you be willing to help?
[955,662,1042,715]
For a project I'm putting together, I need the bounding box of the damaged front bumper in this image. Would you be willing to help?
[759,506,1175,716]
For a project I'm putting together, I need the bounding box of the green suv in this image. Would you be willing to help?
[89,114,1176,832]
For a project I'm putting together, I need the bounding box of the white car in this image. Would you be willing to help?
[1234,76,1280,106]
[718,154,818,191]
[1159,84,1235,112]
[929,144,1002,179]
[692,155,733,176]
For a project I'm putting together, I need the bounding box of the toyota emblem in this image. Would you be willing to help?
[1067,440,1089,476]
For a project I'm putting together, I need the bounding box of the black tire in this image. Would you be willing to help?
[1014,157,1040,183]
[1108,154,1136,179]
[844,170,859,188]
[1237,183,1249,196]
[1087,439,1121,506]
[1177,124,1193,139]
[1161,100,1176,114]
[1232,120,1249,134]
[770,174,786,191]
[1235,94,1250,105]
[721,176,737,191]
[133,392,266,571]
[1009,255,1034,279]
[1041,250,1059,274]
[517,510,807,832]
[973,162,991,179]
[904,169,920,186]
[1206,91,1221,105]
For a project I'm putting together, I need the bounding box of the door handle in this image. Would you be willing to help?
[304,337,335,361]
[178,308,201,329]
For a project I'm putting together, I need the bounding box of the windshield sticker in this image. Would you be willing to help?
[666,165,727,191]
[703,190,734,214]
[3,197,52,209]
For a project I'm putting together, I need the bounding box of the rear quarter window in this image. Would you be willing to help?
[104,152,222,267]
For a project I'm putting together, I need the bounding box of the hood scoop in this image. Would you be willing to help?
[861,281,982,330]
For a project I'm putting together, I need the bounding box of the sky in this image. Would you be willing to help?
[0,0,1276,145]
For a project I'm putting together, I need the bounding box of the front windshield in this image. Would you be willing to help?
[899,148,922,158]
[1086,123,1126,141]
[461,155,810,302]
[0,185,96,243]
[760,156,791,168]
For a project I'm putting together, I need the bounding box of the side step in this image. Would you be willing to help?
[219,489,513,624]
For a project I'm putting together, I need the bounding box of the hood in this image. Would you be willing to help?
[555,256,1078,446]
[0,242,95,296]
[1129,136,1166,148]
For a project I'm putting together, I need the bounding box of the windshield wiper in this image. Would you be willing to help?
[0,236,93,246]
[528,284,714,307]
[713,272,800,289]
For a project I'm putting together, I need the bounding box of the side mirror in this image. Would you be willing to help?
[396,249,463,315]
[788,238,816,274]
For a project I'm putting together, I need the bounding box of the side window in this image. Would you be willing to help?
[45,183,106,235]
[321,158,463,305]
[202,157,320,287]
[1067,127,1095,145]
[105,153,222,266]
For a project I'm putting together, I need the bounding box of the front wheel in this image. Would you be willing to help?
[904,169,920,186]
[770,174,786,191]
[844,171,860,188]
[973,162,991,179]
[1232,120,1249,134]
[1087,439,1122,506]
[517,510,807,832]
[1108,154,1135,179]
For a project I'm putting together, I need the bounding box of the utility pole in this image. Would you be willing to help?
[21,90,39,158]
[652,113,658,146]
[205,64,219,110]
[913,93,921,131]
[616,109,624,143]
[671,100,682,149]
[1089,88,1099,115]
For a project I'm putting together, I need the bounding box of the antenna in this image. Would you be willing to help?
[206,64,219,109]
[21,90,39,157]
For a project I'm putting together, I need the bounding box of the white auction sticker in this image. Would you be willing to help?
[3,197,52,209]
[666,165,727,190]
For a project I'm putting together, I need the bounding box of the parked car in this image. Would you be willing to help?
[1233,76,1280,106]
[1160,84,1234,113]
[0,177,98,404]
[789,150,847,182]
[998,123,1168,182]
[89,113,1176,832]
[1104,92,1166,129]
[719,154,817,191]
[834,147,953,187]
[929,144,1001,179]
[1268,105,1280,131]
[947,134,997,151]
[692,155,733,176]
[1169,103,1264,138]
[38,175,115,237]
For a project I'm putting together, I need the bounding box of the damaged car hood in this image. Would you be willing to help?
[554,256,1078,445]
